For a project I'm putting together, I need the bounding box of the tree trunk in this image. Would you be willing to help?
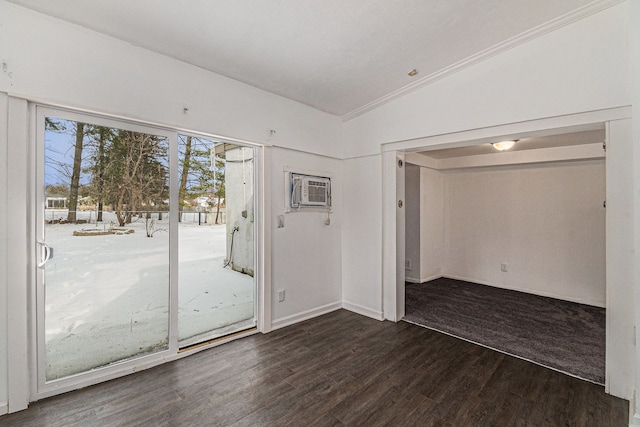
[178,136,193,223]
[215,195,222,224]
[116,196,126,227]
[96,127,107,222]
[67,123,85,222]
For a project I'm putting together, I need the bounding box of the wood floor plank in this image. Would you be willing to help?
[0,309,628,426]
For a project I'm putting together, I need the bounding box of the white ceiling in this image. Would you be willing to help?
[418,130,605,159]
[9,0,599,116]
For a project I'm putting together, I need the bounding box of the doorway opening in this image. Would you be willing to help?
[401,130,606,383]
[383,111,635,399]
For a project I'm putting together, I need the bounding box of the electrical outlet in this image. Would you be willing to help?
[277,289,286,302]
[501,263,508,272]
[405,259,412,271]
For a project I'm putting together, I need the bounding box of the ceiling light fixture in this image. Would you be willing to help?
[492,140,516,151]
[407,68,418,77]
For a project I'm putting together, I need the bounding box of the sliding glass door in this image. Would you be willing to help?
[35,107,257,396]
[177,136,255,348]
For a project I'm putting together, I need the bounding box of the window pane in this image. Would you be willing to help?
[177,136,255,347]
[43,117,170,380]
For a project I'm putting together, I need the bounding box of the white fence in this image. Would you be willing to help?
[44,209,226,225]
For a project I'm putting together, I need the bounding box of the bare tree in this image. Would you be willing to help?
[101,130,168,228]
[213,151,225,224]
[88,126,113,222]
[67,122,86,222]
[178,135,193,223]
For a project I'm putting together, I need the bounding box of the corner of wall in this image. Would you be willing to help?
[630,392,640,426]
[340,154,384,319]
[630,0,640,421]
[0,91,9,413]
[271,302,342,331]
[342,301,384,321]
[270,147,343,328]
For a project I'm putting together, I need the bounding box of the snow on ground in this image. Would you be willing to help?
[43,211,253,381]
[177,222,254,346]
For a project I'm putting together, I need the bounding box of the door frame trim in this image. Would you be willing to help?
[17,101,267,403]
[380,106,633,400]
[7,97,30,412]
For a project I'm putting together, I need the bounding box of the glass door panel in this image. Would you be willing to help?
[177,135,255,347]
[40,113,171,382]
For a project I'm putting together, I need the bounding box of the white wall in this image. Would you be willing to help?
[407,157,606,306]
[442,160,606,306]
[0,93,8,414]
[404,164,421,282]
[341,1,633,402]
[270,147,343,328]
[606,118,636,400]
[419,167,444,282]
[342,2,630,158]
[0,1,342,157]
[341,155,383,320]
[631,0,640,422]
[0,0,637,416]
[0,0,344,411]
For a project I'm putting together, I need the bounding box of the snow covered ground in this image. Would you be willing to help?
[43,211,254,381]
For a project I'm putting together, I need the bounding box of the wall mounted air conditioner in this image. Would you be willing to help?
[290,173,331,208]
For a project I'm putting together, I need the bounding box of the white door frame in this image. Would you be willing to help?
[381,106,634,400]
[382,151,405,321]
[6,98,270,408]
[33,105,179,399]
[6,97,30,413]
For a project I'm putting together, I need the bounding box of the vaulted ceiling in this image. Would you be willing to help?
[8,0,605,117]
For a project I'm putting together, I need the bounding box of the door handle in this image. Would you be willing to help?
[37,241,52,268]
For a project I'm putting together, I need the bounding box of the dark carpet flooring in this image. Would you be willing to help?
[404,277,605,384]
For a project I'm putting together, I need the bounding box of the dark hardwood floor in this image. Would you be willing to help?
[0,310,628,426]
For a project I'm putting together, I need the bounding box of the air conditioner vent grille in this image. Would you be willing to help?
[289,173,331,208]
[308,183,327,203]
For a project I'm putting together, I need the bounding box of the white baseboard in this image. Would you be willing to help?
[271,301,342,331]
[342,301,384,321]
[443,274,605,308]
[405,274,442,284]
[630,395,639,426]
[421,274,442,283]
[0,402,7,416]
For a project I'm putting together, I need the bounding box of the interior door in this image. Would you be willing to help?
[36,107,175,393]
